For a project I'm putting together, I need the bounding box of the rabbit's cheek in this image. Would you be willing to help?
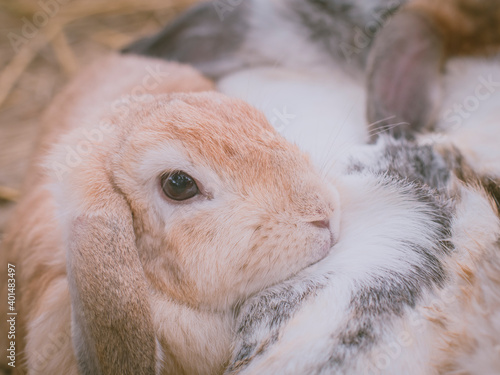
[302,223,335,265]
[231,222,334,292]
[316,229,335,260]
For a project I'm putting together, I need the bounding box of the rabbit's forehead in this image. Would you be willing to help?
[126,103,314,180]
[129,129,311,184]
[130,97,277,147]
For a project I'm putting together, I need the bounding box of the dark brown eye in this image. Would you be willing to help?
[160,171,199,201]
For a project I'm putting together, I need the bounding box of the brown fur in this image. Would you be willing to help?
[408,0,500,57]
[1,54,215,375]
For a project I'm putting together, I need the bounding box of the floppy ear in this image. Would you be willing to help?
[64,173,156,375]
[122,1,250,79]
[366,9,445,140]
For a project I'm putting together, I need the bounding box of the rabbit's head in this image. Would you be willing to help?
[53,90,339,314]
[48,88,340,374]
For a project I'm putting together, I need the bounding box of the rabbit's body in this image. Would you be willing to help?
[0,54,341,374]
[225,135,500,375]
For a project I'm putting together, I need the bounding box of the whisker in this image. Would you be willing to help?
[366,115,397,129]
[366,122,409,138]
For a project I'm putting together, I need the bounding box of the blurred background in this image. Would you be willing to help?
[0,0,199,233]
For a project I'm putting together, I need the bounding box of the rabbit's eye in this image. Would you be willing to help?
[161,171,199,201]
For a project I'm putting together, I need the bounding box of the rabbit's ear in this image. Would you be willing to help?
[65,184,156,375]
[122,1,250,79]
[366,10,445,140]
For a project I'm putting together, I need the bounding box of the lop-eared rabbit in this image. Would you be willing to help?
[0,54,340,374]
[3,1,500,374]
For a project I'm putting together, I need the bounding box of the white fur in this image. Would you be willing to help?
[217,67,367,169]
[233,170,453,374]
[437,56,500,177]
[218,53,500,181]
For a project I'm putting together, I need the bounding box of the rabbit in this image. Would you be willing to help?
[366,0,500,138]
[224,133,500,375]
[0,53,342,374]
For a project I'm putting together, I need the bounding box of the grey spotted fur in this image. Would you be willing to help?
[225,136,500,374]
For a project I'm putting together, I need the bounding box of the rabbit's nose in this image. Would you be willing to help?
[310,219,337,248]
[311,219,330,230]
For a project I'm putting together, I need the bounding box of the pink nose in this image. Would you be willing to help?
[311,219,330,230]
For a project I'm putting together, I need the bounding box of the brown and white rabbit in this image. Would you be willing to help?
[0,54,341,374]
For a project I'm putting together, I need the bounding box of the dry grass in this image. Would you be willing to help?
[0,0,199,233]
